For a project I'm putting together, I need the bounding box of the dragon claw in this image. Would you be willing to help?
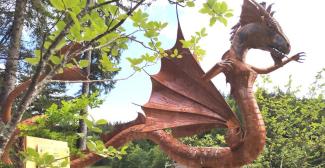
[219,60,233,72]
[291,52,306,63]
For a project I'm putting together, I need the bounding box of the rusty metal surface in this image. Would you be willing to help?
[69,0,304,167]
[140,24,240,135]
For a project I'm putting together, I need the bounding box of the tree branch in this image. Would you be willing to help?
[48,62,156,84]
[85,0,145,47]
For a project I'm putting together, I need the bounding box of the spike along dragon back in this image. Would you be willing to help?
[70,0,305,167]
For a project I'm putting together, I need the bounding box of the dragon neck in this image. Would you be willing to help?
[224,48,266,164]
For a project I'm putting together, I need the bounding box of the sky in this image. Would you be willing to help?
[88,0,325,123]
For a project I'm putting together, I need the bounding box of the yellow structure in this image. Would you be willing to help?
[24,136,70,168]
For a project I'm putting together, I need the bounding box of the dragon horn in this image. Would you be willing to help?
[250,0,267,14]
[266,3,274,13]
[250,0,272,20]
[270,11,275,16]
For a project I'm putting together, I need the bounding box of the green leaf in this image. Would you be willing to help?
[79,59,89,68]
[26,148,39,158]
[103,4,118,15]
[82,27,95,41]
[95,119,108,125]
[111,47,119,56]
[76,133,85,137]
[127,57,143,66]
[173,49,178,55]
[220,1,228,13]
[55,38,67,50]
[69,11,79,26]
[210,17,217,26]
[186,1,195,7]
[56,20,66,32]
[24,50,41,65]
[90,11,106,32]
[50,0,65,11]
[42,153,55,164]
[100,55,119,72]
[70,23,81,41]
[218,17,228,26]
[63,0,79,10]
[35,49,41,58]
[87,141,97,151]
[144,30,156,38]
[50,55,61,65]
[200,28,207,37]
[199,7,210,14]
[161,22,168,29]
[65,63,74,68]
[95,140,106,150]
[84,118,94,128]
[91,126,102,133]
[60,158,69,167]
[225,12,233,18]
[44,41,51,49]
[142,53,156,62]
[131,10,148,26]
[25,57,40,65]
[180,40,192,48]
[207,0,216,6]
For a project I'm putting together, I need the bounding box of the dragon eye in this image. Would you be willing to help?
[266,20,274,29]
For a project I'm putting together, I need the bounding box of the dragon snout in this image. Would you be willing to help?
[272,33,291,54]
[285,43,291,54]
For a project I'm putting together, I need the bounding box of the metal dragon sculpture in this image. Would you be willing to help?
[1,0,304,167]
[70,0,305,167]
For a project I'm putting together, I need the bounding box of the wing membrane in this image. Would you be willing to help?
[141,24,240,136]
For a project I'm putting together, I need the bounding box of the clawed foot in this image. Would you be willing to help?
[202,59,233,81]
[219,59,233,72]
[290,52,306,63]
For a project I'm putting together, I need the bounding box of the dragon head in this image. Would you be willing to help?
[231,0,291,64]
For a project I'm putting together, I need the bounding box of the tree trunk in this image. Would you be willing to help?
[0,0,27,161]
[77,50,91,150]
[1,0,27,109]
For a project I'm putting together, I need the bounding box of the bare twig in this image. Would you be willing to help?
[129,37,157,52]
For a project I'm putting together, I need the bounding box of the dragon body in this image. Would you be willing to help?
[2,0,304,167]
[71,0,304,167]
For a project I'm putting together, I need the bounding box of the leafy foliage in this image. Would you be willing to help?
[21,148,69,168]
[18,91,128,166]
[199,0,233,26]
[98,141,172,168]
[181,128,227,147]
[248,74,325,167]
[0,161,13,168]
[180,28,208,61]
[19,92,103,156]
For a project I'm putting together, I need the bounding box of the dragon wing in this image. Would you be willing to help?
[141,24,240,137]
